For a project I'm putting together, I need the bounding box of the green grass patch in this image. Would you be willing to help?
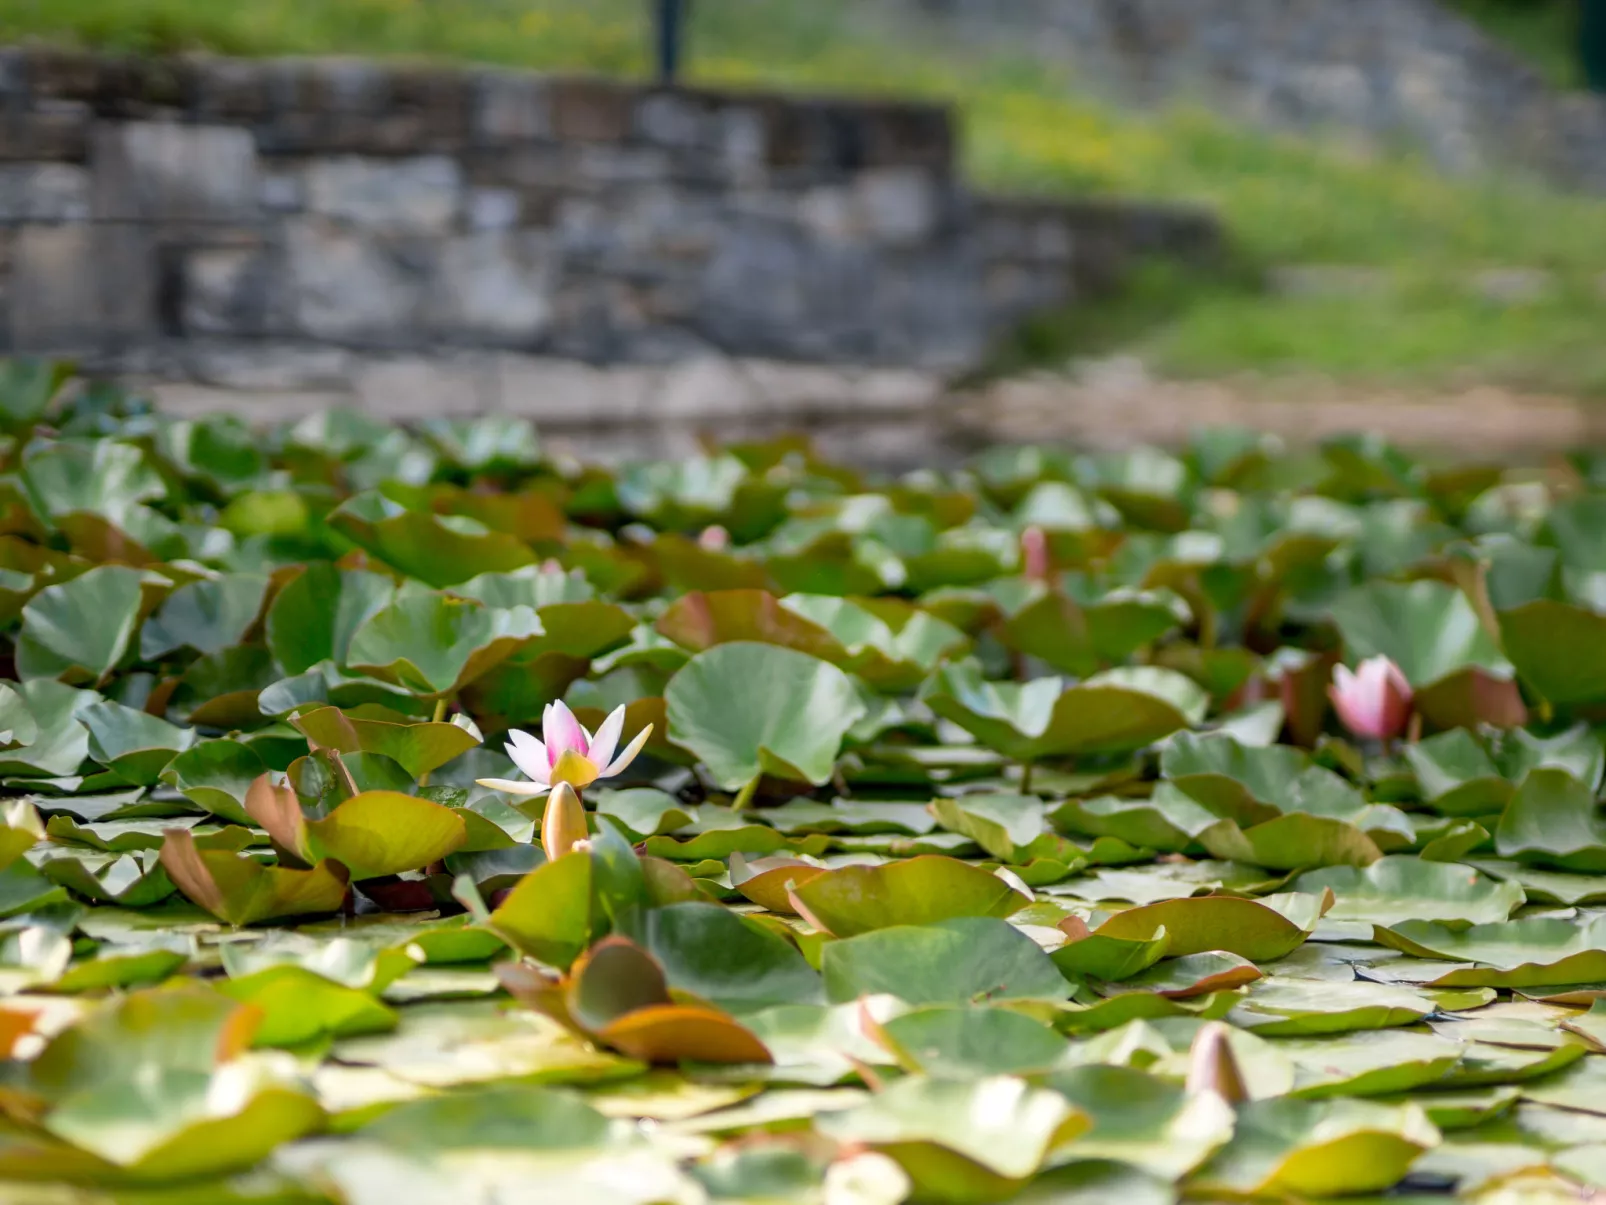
[10,0,1606,393]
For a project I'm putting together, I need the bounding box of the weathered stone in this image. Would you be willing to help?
[355,355,494,419]
[472,72,550,142]
[656,356,762,419]
[181,341,354,390]
[284,220,426,345]
[635,92,708,148]
[10,223,155,348]
[495,355,657,425]
[179,243,283,336]
[466,188,520,231]
[302,156,460,233]
[549,79,636,143]
[260,172,303,213]
[189,57,272,120]
[429,231,556,347]
[91,122,260,222]
[856,168,945,246]
[150,382,349,422]
[0,106,92,162]
[24,48,102,102]
[0,164,91,222]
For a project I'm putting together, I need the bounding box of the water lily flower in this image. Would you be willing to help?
[1329,655,1413,742]
[698,525,731,552]
[477,701,652,797]
[541,782,589,861]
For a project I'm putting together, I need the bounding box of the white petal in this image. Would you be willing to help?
[475,778,551,797]
[505,739,551,785]
[601,723,653,778]
[586,706,626,773]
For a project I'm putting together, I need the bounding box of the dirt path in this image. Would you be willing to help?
[950,358,1606,458]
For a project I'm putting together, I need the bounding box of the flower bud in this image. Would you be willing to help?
[1329,655,1413,742]
[541,782,589,861]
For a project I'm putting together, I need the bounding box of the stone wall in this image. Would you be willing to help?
[889,0,1606,189]
[0,47,1218,451]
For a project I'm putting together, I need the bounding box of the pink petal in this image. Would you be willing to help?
[602,723,654,777]
[586,706,626,774]
[543,701,590,767]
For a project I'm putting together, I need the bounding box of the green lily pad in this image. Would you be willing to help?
[160,740,267,825]
[159,830,350,926]
[16,564,146,685]
[292,706,481,779]
[1292,857,1525,927]
[822,917,1070,1005]
[1494,767,1606,872]
[1190,1097,1440,1197]
[347,593,543,698]
[1373,914,1606,987]
[1043,1064,1234,1179]
[1499,600,1606,708]
[1330,579,1509,688]
[1091,890,1332,961]
[488,851,594,970]
[874,1004,1071,1076]
[664,643,867,790]
[815,1074,1088,1202]
[266,564,396,677]
[329,490,538,588]
[80,700,197,786]
[790,856,1028,937]
[138,573,269,660]
[924,662,1208,762]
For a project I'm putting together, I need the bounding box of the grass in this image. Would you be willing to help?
[10,0,1606,394]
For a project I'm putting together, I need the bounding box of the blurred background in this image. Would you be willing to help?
[7,0,1606,461]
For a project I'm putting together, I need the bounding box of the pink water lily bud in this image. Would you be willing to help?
[476,700,653,797]
[698,525,731,552]
[1329,656,1413,742]
[1021,525,1050,582]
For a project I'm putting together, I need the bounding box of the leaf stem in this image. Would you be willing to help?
[732,774,761,812]
[1020,762,1035,794]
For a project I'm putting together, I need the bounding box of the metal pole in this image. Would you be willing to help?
[1585,0,1606,91]
[655,0,689,85]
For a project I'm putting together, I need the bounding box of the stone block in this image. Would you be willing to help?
[0,165,91,222]
[179,243,283,336]
[473,72,550,142]
[355,355,494,420]
[635,92,709,148]
[25,48,102,102]
[284,219,427,345]
[855,168,945,247]
[189,57,272,120]
[549,78,636,143]
[494,355,657,425]
[428,231,556,347]
[656,356,761,419]
[9,223,156,349]
[302,156,460,233]
[150,382,349,422]
[91,122,261,222]
[466,188,520,231]
[181,341,354,390]
[0,106,92,162]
